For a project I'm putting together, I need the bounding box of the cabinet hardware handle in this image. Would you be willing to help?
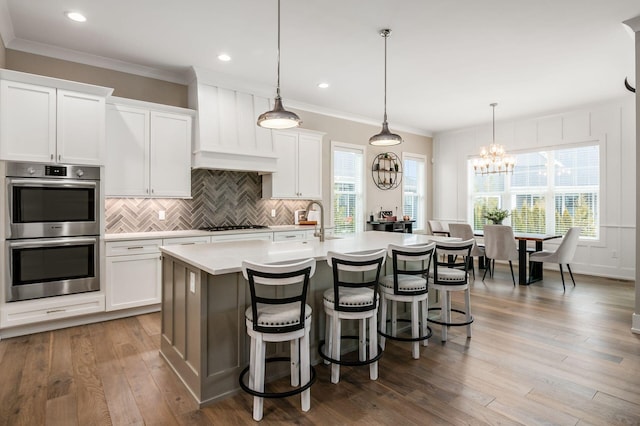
[50,154,54,160]
[152,189,155,194]
[47,309,66,314]
[180,242,196,245]
[146,189,149,194]
[285,235,295,238]
[127,246,144,250]
[58,154,61,161]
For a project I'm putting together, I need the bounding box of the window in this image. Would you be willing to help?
[332,141,365,235]
[403,153,426,230]
[468,143,599,238]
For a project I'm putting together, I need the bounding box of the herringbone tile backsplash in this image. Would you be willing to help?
[105,170,310,233]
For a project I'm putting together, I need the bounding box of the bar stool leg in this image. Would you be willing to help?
[441,290,449,342]
[248,336,256,390]
[369,314,378,380]
[253,335,266,421]
[359,318,366,361]
[331,315,341,384]
[411,299,420,359]
[465,288,472,338]
[290,338,299,386]
[421,299,429,347]
[324,313,332,365]
[379,295,388,350]
[391,301,398,338]
[300,331,311,412]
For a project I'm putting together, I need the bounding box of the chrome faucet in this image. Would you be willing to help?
[306,200,325,242]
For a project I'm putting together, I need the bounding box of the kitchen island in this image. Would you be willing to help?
[159,231,451,406]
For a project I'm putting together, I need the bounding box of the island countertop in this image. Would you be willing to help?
[159,231,452,275]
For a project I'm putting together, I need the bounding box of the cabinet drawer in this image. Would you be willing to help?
[162,236,211,246]
[211,232,273,242]
[273,231,307,242]
[1,293,105,328]
[106,239,163,256]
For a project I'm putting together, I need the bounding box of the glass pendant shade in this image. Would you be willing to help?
[257,95,301,129]
[257,0,301,130]
[369,29,402,146]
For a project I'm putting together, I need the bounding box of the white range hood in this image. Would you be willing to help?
[188,67,279,173]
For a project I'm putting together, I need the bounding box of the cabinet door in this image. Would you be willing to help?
[105,104,150,196]
[270,131,298,198]
[106,253,162,311]
[0,80,56,162]
[297,133,322,199]
[57,90,106,165]
[150,111,192,197]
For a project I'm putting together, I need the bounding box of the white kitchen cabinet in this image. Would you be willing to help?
[105,98,194,197]
[262,129,324,199]
[0,71,111,165]
[105,239,163,311]
[105,236,210,312]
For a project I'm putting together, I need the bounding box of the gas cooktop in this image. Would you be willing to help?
[199,224,269,232]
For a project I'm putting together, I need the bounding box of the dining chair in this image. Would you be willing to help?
[428,220,449,236]
[528,227,581,290]
[482,225,518,286]
[448,223,485,279]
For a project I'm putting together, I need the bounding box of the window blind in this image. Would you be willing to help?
[332,144,364,235]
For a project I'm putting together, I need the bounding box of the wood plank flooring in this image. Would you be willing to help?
[1,266,639,425]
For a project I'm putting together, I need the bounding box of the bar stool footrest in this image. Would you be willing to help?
[238,356,316,399]
[378,318,433,342]
[427,307,474,326]
[318,336,383,366]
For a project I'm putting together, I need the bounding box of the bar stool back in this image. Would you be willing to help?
[239,258,316,421]
[320,249,386,384]
[379,242,435,359]
[428,239,475,342]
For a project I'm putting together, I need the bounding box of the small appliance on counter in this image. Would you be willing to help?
[294,209,307,225]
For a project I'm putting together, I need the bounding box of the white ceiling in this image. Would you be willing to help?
[1,0,638,135]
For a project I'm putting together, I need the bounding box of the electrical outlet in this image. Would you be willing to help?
[158,210,166,220]
[271,209,276,217]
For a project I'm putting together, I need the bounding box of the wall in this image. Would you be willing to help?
[5,49,187,107]
[291,108,433,230]
[433,98,636,280]
[0,33,5,68]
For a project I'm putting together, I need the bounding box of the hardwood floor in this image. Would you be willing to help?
[1,266,639,425]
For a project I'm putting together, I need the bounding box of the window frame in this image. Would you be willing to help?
[402,152,427,231]
[331,140,366,235]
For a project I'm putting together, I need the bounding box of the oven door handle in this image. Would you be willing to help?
[8,179,97,188]
[8,237,98,248]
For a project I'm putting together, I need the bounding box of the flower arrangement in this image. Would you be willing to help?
[483,208,510,224]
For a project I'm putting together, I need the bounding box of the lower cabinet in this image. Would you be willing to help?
[105,236,211,311]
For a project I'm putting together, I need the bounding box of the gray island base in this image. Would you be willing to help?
[159,231,452,406]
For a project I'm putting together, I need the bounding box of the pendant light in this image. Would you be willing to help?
[473,103,516,175]
[369,29,402,146]
[257,0,301,129]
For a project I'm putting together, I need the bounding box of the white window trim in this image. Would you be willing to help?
[331,140,367,233]
[402,152,427,231]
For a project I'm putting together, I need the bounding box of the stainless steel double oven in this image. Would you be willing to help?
[5,162,101,302]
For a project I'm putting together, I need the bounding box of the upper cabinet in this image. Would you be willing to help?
[188,67,279,172]
[262,129,324,200]
[0,70,113,165]
[105,97,194,198]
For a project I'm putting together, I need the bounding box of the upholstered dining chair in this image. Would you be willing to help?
[448,223,485,279]
[428,220,449,236]
[482,225,518,286]
[529,227,581,290]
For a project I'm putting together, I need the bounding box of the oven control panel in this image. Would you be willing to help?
[6,162,100,180]
[45,165,68,177]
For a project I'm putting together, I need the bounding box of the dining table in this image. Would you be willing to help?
[475,231,562,285]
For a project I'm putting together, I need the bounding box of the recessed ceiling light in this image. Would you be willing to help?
[218,54,231,62]
[317,82,330,89]
[65,11,87,22]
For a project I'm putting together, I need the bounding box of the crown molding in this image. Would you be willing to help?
[623,15,640,32]
[6,37,190,85]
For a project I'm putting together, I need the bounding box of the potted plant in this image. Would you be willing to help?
[483,208,511,224]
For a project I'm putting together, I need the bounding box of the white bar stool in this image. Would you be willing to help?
[319,249,386,384]
[427,239,475,342]
[239,258,316,421]
[379,242,435,359]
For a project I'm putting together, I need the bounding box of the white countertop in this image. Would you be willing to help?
[104,225,320,241]
[159,231,455,276]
